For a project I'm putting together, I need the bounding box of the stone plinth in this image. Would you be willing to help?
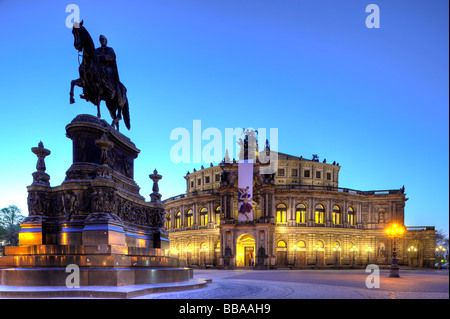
[0,114,191,289]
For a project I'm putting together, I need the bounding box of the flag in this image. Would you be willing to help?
[238,159,253,221]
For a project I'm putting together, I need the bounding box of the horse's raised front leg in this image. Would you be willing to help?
[70,78,83,104]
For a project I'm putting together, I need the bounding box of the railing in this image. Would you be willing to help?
[406,226,435,231]
[277,184,404,195]
[338,188,404,196]
[163,189,219,203]
[164,185,404,202]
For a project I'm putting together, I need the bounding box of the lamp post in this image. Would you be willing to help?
[407,245,417,268]
[333,246,341,269]
[365,246,373,265]
[291,245,299,268]
[350,246,359,268]
[204,246,209,268]
[436,245,447,269]
[200,244,208,268]
[184,245,191,267]
[313,245,322,268]
[385,223,405,277]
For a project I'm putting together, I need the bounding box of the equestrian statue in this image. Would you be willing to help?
[70,20,130,131]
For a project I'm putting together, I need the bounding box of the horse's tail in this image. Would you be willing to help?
[123,99,131,130]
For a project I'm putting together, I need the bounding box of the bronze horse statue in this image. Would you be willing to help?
[70,20,130,131]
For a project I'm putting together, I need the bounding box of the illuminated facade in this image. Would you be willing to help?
[164,150,436,268]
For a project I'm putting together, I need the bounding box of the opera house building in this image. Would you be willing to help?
[164,141,435,269]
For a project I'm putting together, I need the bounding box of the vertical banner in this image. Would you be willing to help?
[238,159,253,221]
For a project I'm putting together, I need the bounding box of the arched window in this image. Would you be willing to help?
[297,240,306,250]
[314,240,324,251]
[175,211,181,229]
[276,203,287,223]
[185,209,193,227]
[200,207,208,226]
[166,213,171,230]
[315,204,325,224]
[171,244,179,255]
[296,204,306,224]
[332,205,342,225]
[348,207,356,226]
[277,240,287,248]
[199,242,208,251]
[215,206,221,225]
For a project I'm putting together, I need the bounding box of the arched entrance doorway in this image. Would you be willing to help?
[236,234,255,267]
[276,240,288,267]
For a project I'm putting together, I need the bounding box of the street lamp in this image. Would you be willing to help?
[291,245,299,268]
[407,245,417,268]
[333,246,341,269]
[365,246,373,265]
[435,245,447,270]
[313,245,323,268]
[350,246,359,268]
[385,223,405,277]
[184,245,192,267]
[200,244,209,268]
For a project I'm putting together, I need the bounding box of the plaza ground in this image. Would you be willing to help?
[136,268,449,299]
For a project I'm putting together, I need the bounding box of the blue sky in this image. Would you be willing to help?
[0,0,448,234]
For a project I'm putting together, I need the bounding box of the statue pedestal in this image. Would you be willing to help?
[0,115,193,289]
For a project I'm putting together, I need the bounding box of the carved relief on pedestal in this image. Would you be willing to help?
[27,191,49,216]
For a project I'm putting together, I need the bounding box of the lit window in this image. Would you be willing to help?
[277,240,287,248]
[297,240,306,249]
[215,206,221,225]
[167,214,171,230]
[315,204,325,224]
[276,203,287,223]
[185,209,193,227]
[296,204,306,223]
[200,207,208,226]
[332,205,342,224]
[175,211,181,229]
[348,207,356,226]
[200,242,208,251]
